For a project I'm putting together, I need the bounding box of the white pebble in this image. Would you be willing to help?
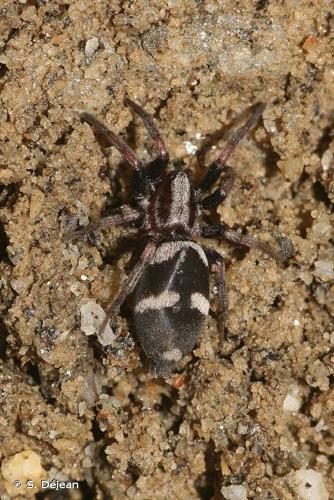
[1,450,46,496]
[221,485,248,500]
[80,300,114,346]
[283,394,301,413]
[184,140,198,155]
[283,385,302,413]
[321,149,333,171]
[85,37,99,57]
[292,469,328,500]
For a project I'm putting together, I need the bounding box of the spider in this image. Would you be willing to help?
[66,98,292,377]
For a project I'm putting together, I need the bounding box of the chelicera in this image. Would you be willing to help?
[66,98,292,377]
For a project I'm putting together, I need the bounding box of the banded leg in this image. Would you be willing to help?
[64,207,141,241]
[99,241,157,336]
[125,98,169,163]
[200,224,292,261]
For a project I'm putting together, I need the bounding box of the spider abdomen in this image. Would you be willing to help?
[133,241,210,377]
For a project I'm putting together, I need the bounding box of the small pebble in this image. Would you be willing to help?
[78,401,87,417]
[80,300,114,346]
[283,385,302,413]
[184,140,198,155]
[321,149,333,171]
[278,157,304,182]
[1,450,46,497]
[292,469,328,500]
[85,37,99,57]
[263,119,277,134]
[221,484,248,500]
[314,259,334,281]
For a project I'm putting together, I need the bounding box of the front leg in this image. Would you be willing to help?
[200,224,294,261]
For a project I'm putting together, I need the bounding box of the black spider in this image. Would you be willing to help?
[66,98,293,377]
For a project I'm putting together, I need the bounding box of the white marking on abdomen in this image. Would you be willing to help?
[162,348,182,361]
[191,293,209,315]
[153,241,208,266]
[135,291,180,313]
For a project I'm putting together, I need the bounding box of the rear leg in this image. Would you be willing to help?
[223,228,294,261]
[204,247,241,355]
[99,241,157,337]
[200,224,293,262]
[204,248,229,342]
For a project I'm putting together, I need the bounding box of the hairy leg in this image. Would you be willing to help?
[204,246,238,354]
[223,229,293,261]
[200,224,293,261]
[64,206,141,241]
[81,113,143,170]
[196,102,265,195]
[205,248,229,344]
[81,113,149,198]
[125,97,169,163]
[215,102,266,167]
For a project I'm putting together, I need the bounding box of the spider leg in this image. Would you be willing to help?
[215,102,266,167]
[214,258,228,345]
[204,248,228,345]
[99,241,157,337]
[81,113,148,198]
[124,97,169,164]
[200,166,236,209]
[196,163,227,194]
[196,102,265,195]
[64,207,141,241]
[200,224,292,261]
[81,113,143,169]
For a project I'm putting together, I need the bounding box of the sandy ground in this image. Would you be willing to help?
[0,1,333,499]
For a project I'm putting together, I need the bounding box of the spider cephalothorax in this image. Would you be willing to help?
[146,169,197,238]
[66,98,292,377]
